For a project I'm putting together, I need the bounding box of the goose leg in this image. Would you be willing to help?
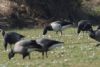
[22,48,30,59]
[28,53,31,59]
[78,34,81,40]
[78,31,81,40]
[4,41,8,50]
[56,31,58,34]
[83,31,85,38]
[42,51,44,59]
[22,53,27,59]
[22,52,30,59]
[60,30,62,35]
[45,51,48,58]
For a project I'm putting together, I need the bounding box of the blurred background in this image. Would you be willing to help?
[0,0,100,29]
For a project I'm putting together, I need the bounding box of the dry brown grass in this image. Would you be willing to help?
[0,0,18,16]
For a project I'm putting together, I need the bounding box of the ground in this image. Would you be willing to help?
[0,27,100,67]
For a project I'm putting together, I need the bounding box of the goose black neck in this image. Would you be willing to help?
[46,25,53,30]
[0,29,5,36]
[2,30,5,36]
[8,49,15,60]
[43,25,53,35]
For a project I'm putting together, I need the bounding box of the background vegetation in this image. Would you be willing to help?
[0,0,100,28]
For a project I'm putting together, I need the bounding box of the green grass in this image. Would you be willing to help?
[0,28,100,67]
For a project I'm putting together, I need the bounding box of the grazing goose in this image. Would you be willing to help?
[8,39,41,59]
[35,38,64,58]
[0,29,25,50]
[77,20,93,35]
[8,39,63,59]
[43,20,73,35]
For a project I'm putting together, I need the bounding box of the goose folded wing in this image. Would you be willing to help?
[21,40,42,49]
[39,39,63,48]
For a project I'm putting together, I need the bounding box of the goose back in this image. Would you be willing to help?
[36,38,63,50]
[51,21,73,31]
[43,25,53,35]
[4,32,24,44]
[14,40,42,53]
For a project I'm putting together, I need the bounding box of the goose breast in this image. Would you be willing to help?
[50,21,61,31]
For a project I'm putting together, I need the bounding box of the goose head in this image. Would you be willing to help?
[0,29,5,36]
[8,49,15,60]
[43,25,53,35]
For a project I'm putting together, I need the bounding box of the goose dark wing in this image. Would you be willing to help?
[4,32,24,43]
[9,32,25,38]
[54,21,72,26]
[21,40,42,49]
[37,38,63,49]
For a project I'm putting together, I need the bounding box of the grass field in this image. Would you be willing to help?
[0,27,100,67]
